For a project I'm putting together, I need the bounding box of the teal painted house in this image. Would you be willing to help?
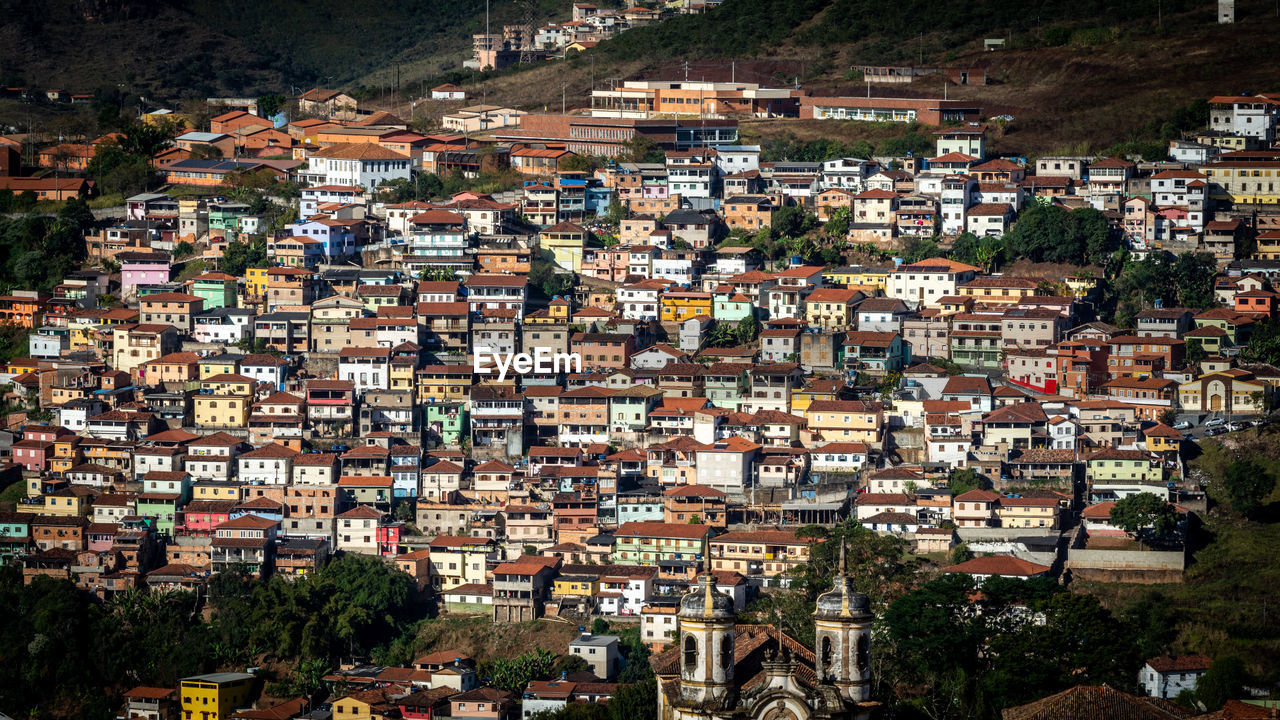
[0,512,31,565]
[425,403,467,447]
[137,471,192,534]
[712,289,755,322]
[190,272,239,309]
[208,202,252,233]
[703,362,750,410]
[843,331,910,377]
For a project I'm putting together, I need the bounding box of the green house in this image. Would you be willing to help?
[190,272,238,309]
[425,403,467,446]
[208,202,252,232]
[703,363,750,410]
[712,291,755,322]
[0,513,31,566]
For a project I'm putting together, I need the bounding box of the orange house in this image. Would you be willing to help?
[0,294,49,327]
[210,110,273,136]
[722,196,773,231]
[477,246,532,274]
[37,143,96,171]
[140,351,202,386]
[1234,289,1280,318]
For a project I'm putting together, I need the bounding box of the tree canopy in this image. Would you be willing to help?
[1109,492,1178,542]
[1002,203,1117,266]
[1219,458,1276,517]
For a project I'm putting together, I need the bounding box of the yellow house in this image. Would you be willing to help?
[428,536,495,591]
[244,267,270,299]
[194,373,255,429]
[416,365,473,403]
[803,288,862,329]
[659,290,713,323]
[48,437,84,474]
[1143,423,1183,453]
[179,673,257,720]
[1065,274,1098,298]
[541,221,589,273]
[708,529,817,578]
[937,296,975,316]
[822,266,890,290]
[553,575,600,597]
[83,442,133,473]
[528,297,572,324]
[1204,162,1280,205]
[994,497,1060,529]
[790,379,844,415]
[199,355,241,380]
[191,482,244,501]
[333,691,395,720]
[16,487,94,517]
[805,400,884,444]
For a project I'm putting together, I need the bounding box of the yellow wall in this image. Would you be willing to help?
[194,395,250,428]
[659,296,712,323]
[179,675,255,720]
[244,268,270,297]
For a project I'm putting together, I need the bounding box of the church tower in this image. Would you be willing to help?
[813,540,874,703]
[677,538,736,707]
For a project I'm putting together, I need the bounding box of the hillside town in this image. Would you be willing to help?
[3,6,1280,716]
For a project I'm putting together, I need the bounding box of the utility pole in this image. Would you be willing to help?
[684,60,689,82]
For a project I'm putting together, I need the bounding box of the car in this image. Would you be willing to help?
[1205,427,1225,436]
[1182,433,1195,441]
[1227,422,1245,432]
[1204,417,1226,427]
[1173,420,1192,430]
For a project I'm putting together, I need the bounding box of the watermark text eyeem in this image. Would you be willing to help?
[473,347,582,382]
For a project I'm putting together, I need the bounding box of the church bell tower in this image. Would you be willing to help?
[813,540,874,703]
[677,536,736,706]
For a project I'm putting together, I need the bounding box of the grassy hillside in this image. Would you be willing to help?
[0,0,578,99]
[4,0,1280,158]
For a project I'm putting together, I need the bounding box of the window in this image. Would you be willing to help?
[683,635,697,671]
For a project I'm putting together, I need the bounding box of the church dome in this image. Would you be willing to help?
[680,573,736,618]
[814,576,872,620]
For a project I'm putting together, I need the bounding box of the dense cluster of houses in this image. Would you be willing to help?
[4,77,1280,720]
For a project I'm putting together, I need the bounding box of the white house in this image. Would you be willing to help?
[810,442,870,473]
[887,257,980,308]
[1139,655,1211,700]
[240,354,290,391]
[431,84,467,101]
[235,443,296,484]
[303,143,412,190]
[616,278,670,321]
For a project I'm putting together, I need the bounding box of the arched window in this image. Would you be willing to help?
[856,634,869,672]
[683,635,697,671]
[720,634,733,669]
[821,635,834,679]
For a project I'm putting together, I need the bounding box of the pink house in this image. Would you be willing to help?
[87,523,118,552]
[23,424,74,443]
[12,439,53,471]
[119,251,172,300]
[180,500,235,534]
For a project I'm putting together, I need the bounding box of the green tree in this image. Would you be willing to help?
[735,314,760,345]
[1219,458,1276,517]
[221,238,269,276]
[824,206,851,238]
[257,93,286,119]
[1187,656,1246,711]
[771,206,818,239]
[608,677,657,720]
[1109,492,1178,542]
[948,467,990,495]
